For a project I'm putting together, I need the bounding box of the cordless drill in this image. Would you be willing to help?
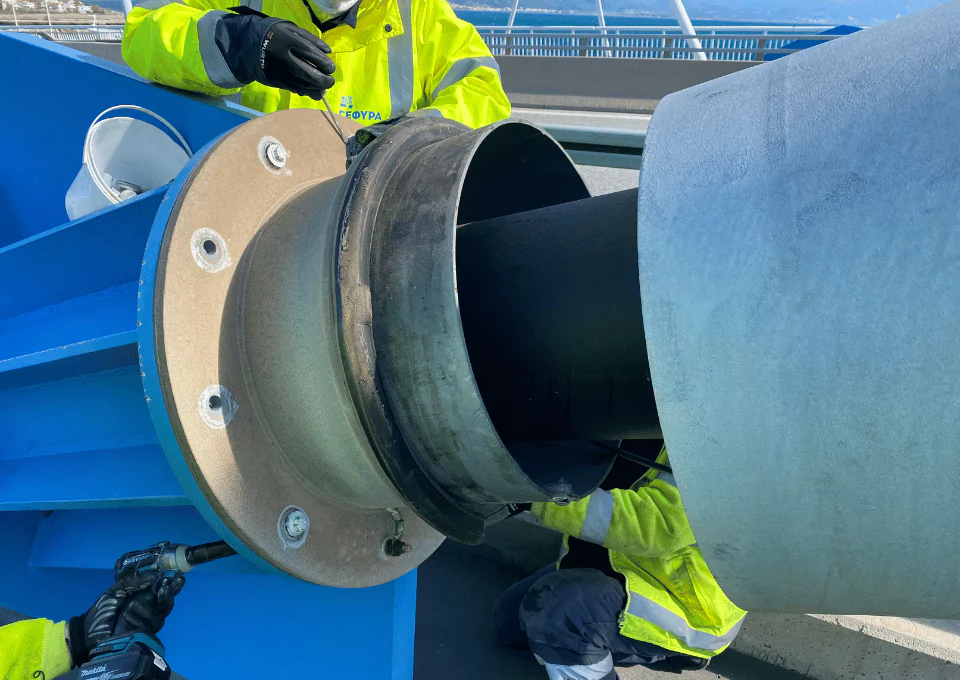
[77,541,237,680]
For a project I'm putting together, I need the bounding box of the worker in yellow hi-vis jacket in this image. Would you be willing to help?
[495,447,747,679]
[121,0,511,135]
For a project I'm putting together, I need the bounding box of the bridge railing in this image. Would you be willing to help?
[477,25,842,61]
[0,24,124,41]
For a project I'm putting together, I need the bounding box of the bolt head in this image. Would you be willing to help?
[264,141,287,170]
[284,509,308,539]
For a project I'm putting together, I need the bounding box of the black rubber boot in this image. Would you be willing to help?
[669,655,710,672]
[645,655,710,674]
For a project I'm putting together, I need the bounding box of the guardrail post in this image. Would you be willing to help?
[754,37,767,61]
[663,36,674,59]
[580,35,590,57]
[505,34,513,56]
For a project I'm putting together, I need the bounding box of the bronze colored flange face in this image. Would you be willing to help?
[152,109,443,587]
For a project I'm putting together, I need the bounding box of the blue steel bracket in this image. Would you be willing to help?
[0,33,417,680]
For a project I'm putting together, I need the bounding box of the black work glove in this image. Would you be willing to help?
[507,503,532,517]
[217,12,336,99]
[67,573,185,666]
[114,579,183,635]
[480,502,532,524]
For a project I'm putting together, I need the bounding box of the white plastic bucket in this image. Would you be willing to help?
[65,105,193,221]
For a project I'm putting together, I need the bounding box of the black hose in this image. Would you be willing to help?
[590,441,673,474]
[184,541,237,566]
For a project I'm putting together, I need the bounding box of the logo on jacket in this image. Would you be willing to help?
[339,95,383,122]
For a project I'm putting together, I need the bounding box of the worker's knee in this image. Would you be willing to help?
[519,568,625,644]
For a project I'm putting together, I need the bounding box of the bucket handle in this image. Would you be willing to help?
[83,104,194,204]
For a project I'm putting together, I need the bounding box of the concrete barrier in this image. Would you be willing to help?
[734,614,960,679]
[497,55,756,114]
[57,39,124,63]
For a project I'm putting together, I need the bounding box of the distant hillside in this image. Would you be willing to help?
[450,0,950,25]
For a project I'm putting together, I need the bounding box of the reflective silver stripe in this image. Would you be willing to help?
[537,652,614,680]
[579,488,613,545]
[387,0,414,119]
[238,0,263,10]
[656,472,677,488]
[197,10,243,89]
[627,594,744,652]
[430,56,499,102]
[222,91,243,104]
[136,0,184,9]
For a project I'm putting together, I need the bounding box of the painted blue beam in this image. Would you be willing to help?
[0,365,156,462]
[0,192,159,372]
[0,333,137,391]
[0,444,188,511]
[0,330,136,378]
[0,189,164,319]
[0,287,138,365]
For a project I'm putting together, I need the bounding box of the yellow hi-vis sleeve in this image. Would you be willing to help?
[0,619,72,680]
[532,480,698,560]
[411,0,511,128]
[123,0,243,97]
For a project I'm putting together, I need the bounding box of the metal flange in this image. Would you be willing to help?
[144,109,443,587]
